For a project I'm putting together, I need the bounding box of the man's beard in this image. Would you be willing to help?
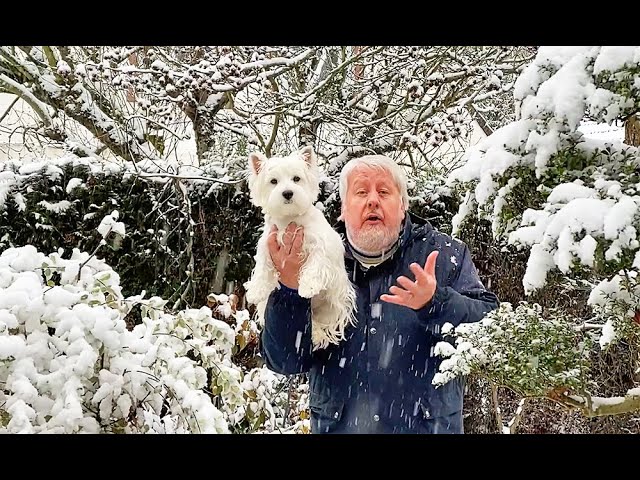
[346,222,399,255]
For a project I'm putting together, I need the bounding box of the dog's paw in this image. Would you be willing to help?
[244,288,259,305]
[245,282,271,305]
[297,280,321,299]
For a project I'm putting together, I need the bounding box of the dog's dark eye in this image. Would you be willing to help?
[270,178,277,185]
[293,176,301,182]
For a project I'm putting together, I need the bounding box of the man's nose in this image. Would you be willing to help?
[366,191,380,207]
[282,190,294,200]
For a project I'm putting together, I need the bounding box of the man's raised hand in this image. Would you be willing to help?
[381,251,439,309]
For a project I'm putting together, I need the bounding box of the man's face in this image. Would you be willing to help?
[341,165,405,254]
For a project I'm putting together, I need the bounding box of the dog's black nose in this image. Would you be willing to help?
[282,190,294,200]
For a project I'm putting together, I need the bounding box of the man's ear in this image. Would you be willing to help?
[299,145,317,167]
[248,152,267,176]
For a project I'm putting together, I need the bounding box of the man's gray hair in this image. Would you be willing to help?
[339,155,409,210]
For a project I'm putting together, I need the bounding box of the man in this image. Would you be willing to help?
[260,155,499,433]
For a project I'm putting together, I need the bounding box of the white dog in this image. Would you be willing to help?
[244,146,357,350]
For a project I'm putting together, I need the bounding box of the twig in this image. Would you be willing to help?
[490,382,504,432]
[134,172,244,185]
[76,234,110,282]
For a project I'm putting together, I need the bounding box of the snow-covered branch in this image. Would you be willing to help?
[0,73,53,126]
[561,388,640,417]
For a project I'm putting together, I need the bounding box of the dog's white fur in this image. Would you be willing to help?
[244,146,357,350]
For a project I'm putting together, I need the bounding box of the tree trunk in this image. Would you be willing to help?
[353,46,365,80]
[185,91,226,161]
[625,114,640,146]
[127,52,137,103]
[298,117,320,148]
[212,246,230,294]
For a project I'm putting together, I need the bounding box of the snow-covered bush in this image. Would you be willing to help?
[433,303,594,397]
[0,244,231,433]
[209,293,310,434]
[0,155,262,309]
[443,47,640,417]
[0,242,309,433]
[434,300,640,418]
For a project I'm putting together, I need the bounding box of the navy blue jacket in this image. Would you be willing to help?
[260,214,499,433]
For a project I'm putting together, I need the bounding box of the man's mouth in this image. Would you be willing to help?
[364,213,383,225]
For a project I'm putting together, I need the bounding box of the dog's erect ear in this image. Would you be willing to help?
[248,152,267,176]
[299,145,317,167]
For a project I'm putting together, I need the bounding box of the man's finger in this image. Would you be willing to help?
[424,251,439,278]
[409,263,429,284]
[389,285,412,299]
[291,228,304,255]
[282,223,299,252]
[380,293,412,308]
[286,222,298,234]
[267,229,280,253]
[380,293,406,306]
[288,224,304,250]
[396,275,417,292]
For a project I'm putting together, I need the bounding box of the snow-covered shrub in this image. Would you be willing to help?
[0,244,232,433]
[433,303,594,397]
[0,242,309,433]
[434,300,640,418]
[0,155,262,309]
[209,293,310,433]
[443,46,640,417]
[449,47,640,345]
[588,271,640,349]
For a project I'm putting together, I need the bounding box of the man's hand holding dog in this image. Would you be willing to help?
[268,223,305,289]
